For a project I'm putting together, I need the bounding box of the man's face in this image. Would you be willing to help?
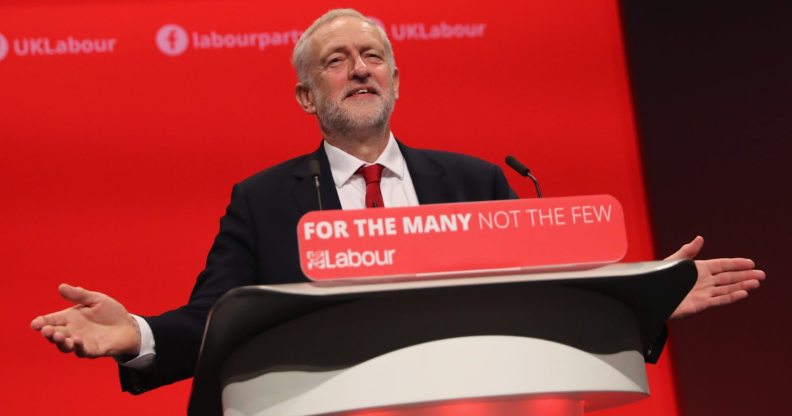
[299,17,399,135]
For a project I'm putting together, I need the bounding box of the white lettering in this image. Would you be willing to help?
[311,249,396,269]
[478,210,520,229]
[424,215,440,233]
[403,213,472,234]
[303,221,349,240]
[353,217,397,237]
[390,21,486,41]
[191,29,301,52]
[11,36,117,57]
[457,213,471,230]
[571,205,612,224]
[525,208,565,226]
[403,216,422,234]
[593,204,612,222]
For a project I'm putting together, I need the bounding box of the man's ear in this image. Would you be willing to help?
[392,67,400,100]
[295,83,316,114]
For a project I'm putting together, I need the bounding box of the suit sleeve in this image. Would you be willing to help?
[120,183,260,393]
[645,326,668,364]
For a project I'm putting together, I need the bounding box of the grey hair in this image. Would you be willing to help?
[292,8,396,86]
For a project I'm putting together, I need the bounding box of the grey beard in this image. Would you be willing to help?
[316,94,395,137]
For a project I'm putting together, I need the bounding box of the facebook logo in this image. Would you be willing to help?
[0,33,9,61]
[156,24,188,56]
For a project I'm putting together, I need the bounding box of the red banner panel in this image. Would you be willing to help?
[0,1,677,415]
[299,196,627,281]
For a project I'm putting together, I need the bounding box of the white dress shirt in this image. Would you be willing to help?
[324,133,419,209]
[122,133,419,370]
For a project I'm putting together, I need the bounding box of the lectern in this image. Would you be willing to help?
[187,260,696,416]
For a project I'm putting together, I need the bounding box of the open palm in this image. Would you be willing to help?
[31,284,140,358]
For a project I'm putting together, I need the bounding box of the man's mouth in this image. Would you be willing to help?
[345,87,379,98]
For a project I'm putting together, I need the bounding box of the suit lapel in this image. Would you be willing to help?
[291,144,342,214]
[398,141,459,205]
[291,140,456,212]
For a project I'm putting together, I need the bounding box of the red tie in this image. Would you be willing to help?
[357,164,385,208]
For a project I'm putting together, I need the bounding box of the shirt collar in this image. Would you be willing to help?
[323,132,406,188]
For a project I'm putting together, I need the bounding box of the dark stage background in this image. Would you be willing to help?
[622,1,791,415]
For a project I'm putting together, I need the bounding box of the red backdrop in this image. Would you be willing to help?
[0,1,677,414]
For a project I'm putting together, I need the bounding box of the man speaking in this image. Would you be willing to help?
[31,8,765,394]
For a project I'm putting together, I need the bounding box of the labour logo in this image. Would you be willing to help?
[0,33,9,61]
[306,251,328,270]
[156,24,188,56]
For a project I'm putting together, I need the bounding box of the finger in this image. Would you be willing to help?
[73,337,91,358]
[709,289,749,307]
[41,325,57,342]
[52,330,66,343]
[713,269,765,286]
[31,316,46,330]
[705,258,756,275]
[33,309,75,329]
[74,337,102,359]
[59,283,103,306]
[55,336,75,353]
[712,279,761,297]
[51,330,75,351]
[42,324,71,339]
[665,236,704,261]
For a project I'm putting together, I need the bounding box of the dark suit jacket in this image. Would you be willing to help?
[120,141,516,393]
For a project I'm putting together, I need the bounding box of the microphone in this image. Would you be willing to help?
[308,159,323,210]
[505,155,543,198]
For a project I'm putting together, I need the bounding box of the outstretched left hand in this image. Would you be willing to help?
[666,236,765,319]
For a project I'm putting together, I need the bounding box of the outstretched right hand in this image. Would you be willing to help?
[31,284,141,359]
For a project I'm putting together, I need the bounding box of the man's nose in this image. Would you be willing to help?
[349,55,371,79]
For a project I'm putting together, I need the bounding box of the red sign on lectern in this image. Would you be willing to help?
[297,195,627,281]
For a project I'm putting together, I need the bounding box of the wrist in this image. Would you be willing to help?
[114,314,142,359]
[127,313,142,355]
